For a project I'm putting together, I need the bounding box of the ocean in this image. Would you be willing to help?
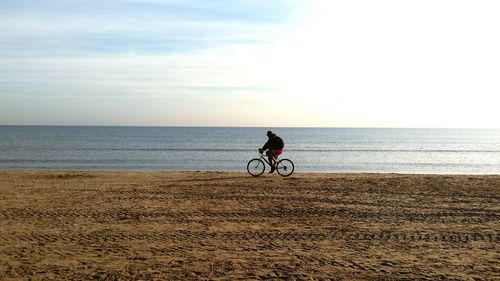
[0,126,499,174]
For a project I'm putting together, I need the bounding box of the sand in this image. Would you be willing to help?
[0,171,498,280]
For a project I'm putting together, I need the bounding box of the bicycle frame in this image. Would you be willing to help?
[258,152,278,167]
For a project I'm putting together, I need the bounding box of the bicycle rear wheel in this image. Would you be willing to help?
[247,159,265,177]
[276,159,294,177]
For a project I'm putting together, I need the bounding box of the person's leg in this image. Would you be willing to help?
[270,150,282,172]
[266,151,276,172]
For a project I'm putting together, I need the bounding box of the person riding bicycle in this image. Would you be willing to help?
[259,131,284,173]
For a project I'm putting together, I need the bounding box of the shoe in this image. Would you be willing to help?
[269,167,275,174]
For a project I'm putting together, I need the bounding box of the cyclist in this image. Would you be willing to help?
[259,131,284,173]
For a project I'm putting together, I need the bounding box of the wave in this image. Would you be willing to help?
[74,148,500,153]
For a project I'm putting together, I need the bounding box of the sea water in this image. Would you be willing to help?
[0,126,499,174]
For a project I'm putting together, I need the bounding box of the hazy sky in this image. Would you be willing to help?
[1,0,499,127]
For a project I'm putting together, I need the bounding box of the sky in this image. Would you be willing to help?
[1,0,499,128]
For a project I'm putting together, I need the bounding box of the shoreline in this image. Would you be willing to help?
[1,171,498,279]
[1,169,499,176]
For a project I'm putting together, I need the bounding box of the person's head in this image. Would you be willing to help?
[267,131,274,138]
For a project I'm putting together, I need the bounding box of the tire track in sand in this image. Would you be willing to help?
[0,230,498,244]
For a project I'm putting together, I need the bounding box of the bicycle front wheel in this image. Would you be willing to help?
[276,159,294,177]
[247,159,265,177]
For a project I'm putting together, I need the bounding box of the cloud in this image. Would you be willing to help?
[2,0,499,127]
[0,0,300,125]
[0,0,298,56]
[0,44,286,125]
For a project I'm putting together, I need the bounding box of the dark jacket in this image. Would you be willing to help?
[262,134,284,150]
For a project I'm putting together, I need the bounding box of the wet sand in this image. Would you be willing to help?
[0,171,499,280]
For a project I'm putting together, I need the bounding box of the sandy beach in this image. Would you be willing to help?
[0,171,498,280]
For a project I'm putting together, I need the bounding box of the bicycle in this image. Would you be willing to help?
[247,151,294,177]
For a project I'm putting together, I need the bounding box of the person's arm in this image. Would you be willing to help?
[260,140,270,152]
